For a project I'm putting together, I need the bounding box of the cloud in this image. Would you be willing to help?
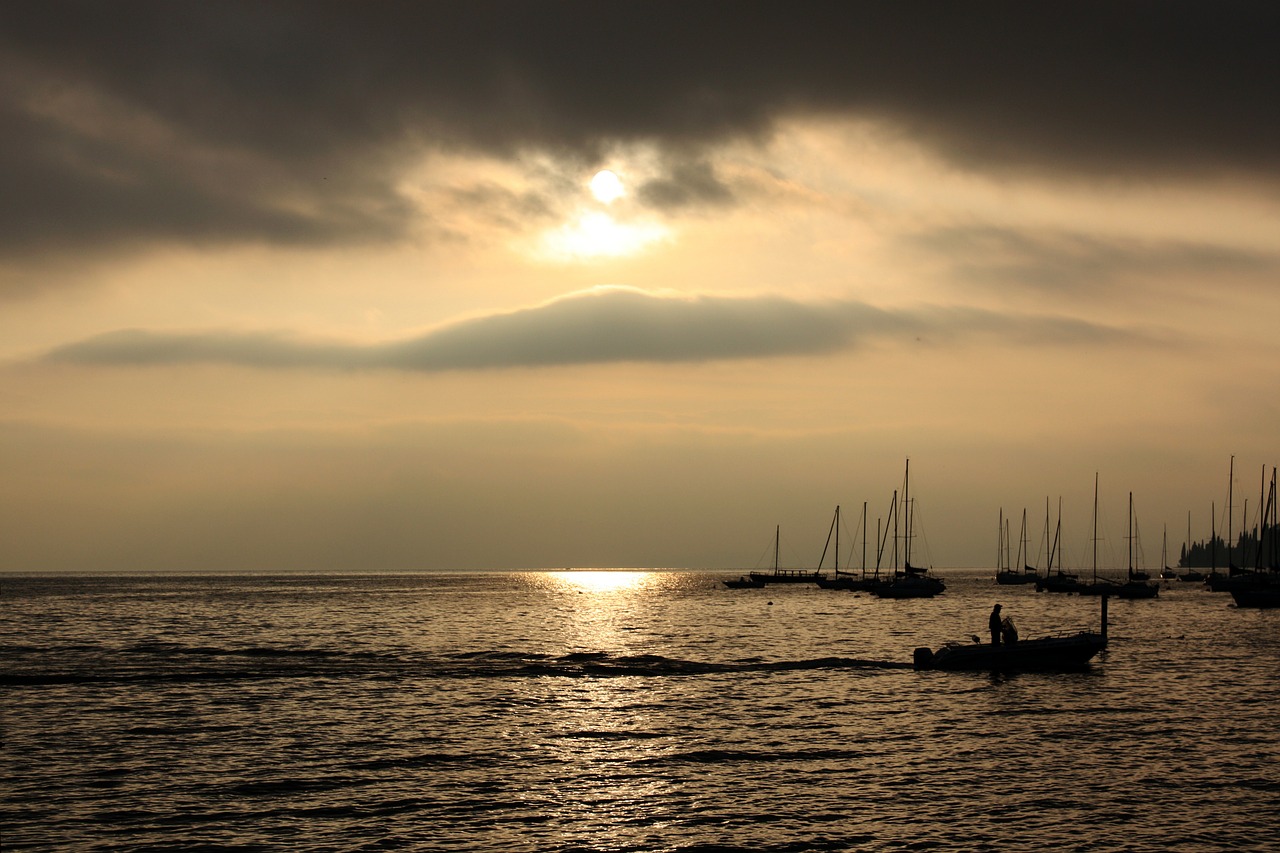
[905,226,1280,295]
[637,161,736,210]
[40,286,1140,372]
[2,2,1276,259]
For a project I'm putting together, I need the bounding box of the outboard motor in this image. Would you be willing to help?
[913,647,935,669]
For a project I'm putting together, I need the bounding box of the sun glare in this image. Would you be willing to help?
[540,211,668,260]
[590,169,626,204]
[550,570,649,593]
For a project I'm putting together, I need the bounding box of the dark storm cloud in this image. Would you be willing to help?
[637,161,736,211]
[40,287,1137,372]
[2,1,1276,259]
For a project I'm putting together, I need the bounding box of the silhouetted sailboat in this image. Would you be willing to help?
[1229,466,1280,607]
[1117,492,1159,598]
[874,459,945,598]
[1160,525,1177,579]
[1077,484,1158,599]
[1037,497,1087,593]
[996,507,1038,585]
[746,523,826,585]
[817,502,884,591]
[1177,510,1204,583]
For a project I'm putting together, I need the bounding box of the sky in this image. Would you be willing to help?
[2,1,1278,572]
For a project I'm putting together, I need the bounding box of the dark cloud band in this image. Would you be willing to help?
[41,287,1135,372]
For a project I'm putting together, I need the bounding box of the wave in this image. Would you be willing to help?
[0,645,911,687]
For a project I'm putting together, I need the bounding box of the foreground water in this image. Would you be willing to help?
[3,570,1278,851]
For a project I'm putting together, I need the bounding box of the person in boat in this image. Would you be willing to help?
[989,604,1003,645]
[1000,616,1018,644]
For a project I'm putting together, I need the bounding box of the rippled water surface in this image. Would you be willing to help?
[3,571,1278,851]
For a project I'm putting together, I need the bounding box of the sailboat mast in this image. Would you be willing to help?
[1019,508,1028,570]
[1044,497,1051,571]
[997,507,1004,574]
[1229,455,1235,567]
[1272,468,1278,570]
[1005,517,1011,572]
[1128,491,1134,576]
[1092,473,1099,582]
[1211,501,1217,573]
[819,507,838,571]
[861,501,868,576]
[903,458,911,567]
[876,516,883,573]
[836,505,840,573]
[1261,464,1267,564]
[1050,497,1062,574]
[893,487,900,570]
[774,525,779,573]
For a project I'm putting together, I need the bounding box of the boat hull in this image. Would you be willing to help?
[1036,573,1088,594]
[1230,587,1280,608]
[915,632,1107,672]
[723,578,766,589]
[874,581,945,598]
[1077,580,1159,599]
[748,570,826,585]
[816,575,884,591]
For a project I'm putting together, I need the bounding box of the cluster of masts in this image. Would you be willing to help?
[729,459,946,597]
[995,458,1279,605]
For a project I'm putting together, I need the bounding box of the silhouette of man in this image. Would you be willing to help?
[989,603,1003,645]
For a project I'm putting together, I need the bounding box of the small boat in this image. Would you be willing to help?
[723,575,765,589]
[914,598,1110,672]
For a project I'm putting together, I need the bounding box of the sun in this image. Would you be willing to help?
[530,167,668,260]
[589,169,626,204]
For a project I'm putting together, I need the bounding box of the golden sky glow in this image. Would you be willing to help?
[1,4,1277,572]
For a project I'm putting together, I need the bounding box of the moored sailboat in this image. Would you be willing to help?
[995,507,1039,585]
[1077,483,1159,599]
[1160,525,1177,579]
[816,502,884,591]
[873,459,945,598]
[1228,466,1280,607]
[1037,497,1088,593]
[1177,511,1205,582]
[746,524,826,585]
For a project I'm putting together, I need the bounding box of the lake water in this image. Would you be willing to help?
[3,570,1278,851]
